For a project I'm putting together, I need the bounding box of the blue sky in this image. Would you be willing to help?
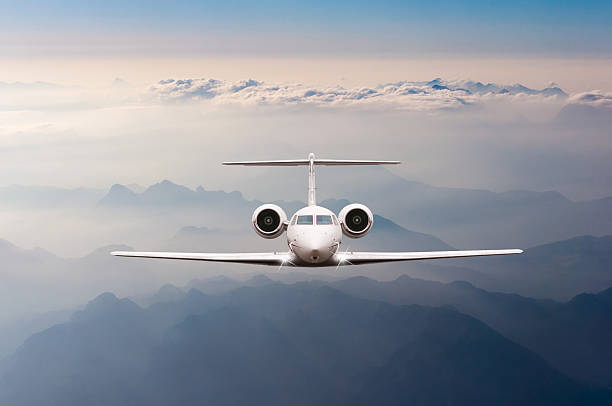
[2,0,611,57]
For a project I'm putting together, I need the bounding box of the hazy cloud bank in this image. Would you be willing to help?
[567,90,612,109]
[149,78,568,111]
[3,77,605,114]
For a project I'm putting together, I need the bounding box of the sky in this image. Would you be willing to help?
[1,1,612,58]
[0,0,611,202]
[1,0,612,88]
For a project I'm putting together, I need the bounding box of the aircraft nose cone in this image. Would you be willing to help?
[305,237,332,263]
[292,231,335,264]
[310,248,321,262]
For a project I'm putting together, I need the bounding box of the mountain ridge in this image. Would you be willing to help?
[2,283,609,405]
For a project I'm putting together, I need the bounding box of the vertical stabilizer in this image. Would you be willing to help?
[308,153,316,206]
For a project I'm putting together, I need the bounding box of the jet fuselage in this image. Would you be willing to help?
[286,205,343,265]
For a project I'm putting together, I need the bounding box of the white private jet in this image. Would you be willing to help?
[112,153,522,266]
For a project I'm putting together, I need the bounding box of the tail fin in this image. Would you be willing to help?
[223,153,400,206]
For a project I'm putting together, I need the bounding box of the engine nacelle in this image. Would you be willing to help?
[338,203,373,238]
[252,204,288,239]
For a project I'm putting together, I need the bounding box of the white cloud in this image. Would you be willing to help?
[0,77,574,113]
[566,90,612,109]
[149,78,567,112]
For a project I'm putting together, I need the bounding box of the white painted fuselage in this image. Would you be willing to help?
[286,205,343,265]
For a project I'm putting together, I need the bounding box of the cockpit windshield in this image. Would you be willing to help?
[316,215,333,225]
[297,215,314,225]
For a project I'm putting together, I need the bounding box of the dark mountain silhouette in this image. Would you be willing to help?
[98,179,257,209]
[331,275,612,387]
[0,308,73,359]
[456,235,612,299]
[143,284,185,306]
[2,284,609,406]
[351,317,603,406]
[1,231,610,350]
[186,274,276,295]
[147,273,612,388]
[186,275,244,294]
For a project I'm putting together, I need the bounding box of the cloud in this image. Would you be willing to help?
[0,77,573,114]
[149,78,567,112]
[566,90,612,109]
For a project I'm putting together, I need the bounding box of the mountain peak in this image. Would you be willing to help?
[73,292,142,323]
[140,180,199,205]
[87,292,119,308]
[247,274,275,286]
[109,183,132,192]
[151,284,185,304]
[145,179,190,192]
[98,184,139,206]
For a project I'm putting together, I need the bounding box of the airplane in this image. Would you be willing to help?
[112,153,522,267]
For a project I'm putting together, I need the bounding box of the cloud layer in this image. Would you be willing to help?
[149,78,568,111]
[567,90,612,109]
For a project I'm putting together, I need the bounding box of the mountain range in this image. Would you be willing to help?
[96,175,612,249]
[329,275,612,387]
[2,172,612,255]
[1,282,610,406]
[1,231,611,358]
[153,271,612,387]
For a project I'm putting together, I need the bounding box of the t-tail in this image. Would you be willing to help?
[223,153,401,206]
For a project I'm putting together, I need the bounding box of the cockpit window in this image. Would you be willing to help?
[291,215,297,225]
[332,215,339,225]
[316,215,333,225]
[297,215,313,225]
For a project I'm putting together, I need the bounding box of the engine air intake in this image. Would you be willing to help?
[339,203,373,238]
[252,204,287,239]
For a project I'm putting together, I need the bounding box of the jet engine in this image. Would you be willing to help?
[338,203,373,238]
[252,204,288,239]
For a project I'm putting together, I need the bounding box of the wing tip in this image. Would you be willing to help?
[500,249,523,255]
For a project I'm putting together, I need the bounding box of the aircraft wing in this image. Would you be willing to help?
[222,159,400,166]
[111,249,522,267]
[338,249,523,265]
[111,251,290,266]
